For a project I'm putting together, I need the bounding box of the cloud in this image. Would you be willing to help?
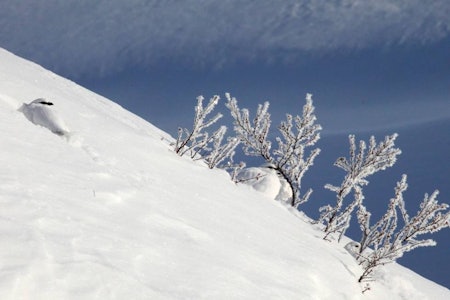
[0,0,449,78]
[317,98,450,135]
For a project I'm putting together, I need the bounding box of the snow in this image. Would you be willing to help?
[0,47,449,299]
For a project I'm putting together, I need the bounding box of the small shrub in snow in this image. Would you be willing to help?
[176,92,321,205]
[203,126,240,169]
[174,93,448,288]
[318,134,401,241]
[174,95,222,157]
[223,160,247,182]
[320,133,449,286]
[173,95,239,168]
[356,175,449,283]
[226,93,321,207]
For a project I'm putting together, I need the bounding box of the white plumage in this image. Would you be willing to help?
[344,241,362,259]
[19,98,69,136]
[236,165,293,202]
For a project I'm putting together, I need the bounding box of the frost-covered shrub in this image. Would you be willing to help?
[174,95,222,157]
[318,134,401,241]
[203,126,240,169]
[226,93,321,207]
[175,92,321,206]
[356,175,450,283]
[173,95,239,169]
[320,133,449,286]
[173,91,449,290]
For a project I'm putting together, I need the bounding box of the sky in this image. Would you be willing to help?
[0,0,449,288]
[1,0,448,134]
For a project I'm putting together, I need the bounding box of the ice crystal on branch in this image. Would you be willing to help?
[319,134,401,240]
[356,175,450,283]
[318,131,449,286]
[174,95,223,157]
[226,94,272,160]
[174,95,239,169]
[203,126,240,169]
[226,93,321,207]
[357,175,408,255]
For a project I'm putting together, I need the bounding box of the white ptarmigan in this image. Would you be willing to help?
[19,98,69,136]
[235,164,293,202]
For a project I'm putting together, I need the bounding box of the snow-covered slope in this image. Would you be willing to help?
[0,48,449,299]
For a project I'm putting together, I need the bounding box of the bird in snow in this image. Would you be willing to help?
[19,98,69,136]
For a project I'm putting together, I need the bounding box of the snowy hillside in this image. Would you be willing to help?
[0,48,449,299]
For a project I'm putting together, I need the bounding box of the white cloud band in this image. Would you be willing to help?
[1,0,449,77]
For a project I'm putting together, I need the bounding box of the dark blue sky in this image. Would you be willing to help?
[78,40,450,136]
[1,0,449,288]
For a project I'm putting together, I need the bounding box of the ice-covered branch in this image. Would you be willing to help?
[355,175,449,282]
[226,93,321,207]
[174,95,222,157]
[319,134,401,240]
[225,93,272,160]
[203,126,240,169]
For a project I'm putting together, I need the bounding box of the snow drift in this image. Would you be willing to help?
[0,48,449,299]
